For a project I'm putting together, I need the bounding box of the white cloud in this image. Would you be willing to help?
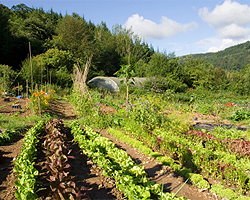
[218,24,250,39]
[199,0,250,29]
[197,36,250,53]
[207,38,235,52]
[198,0,250,53]
[123,14,197,40]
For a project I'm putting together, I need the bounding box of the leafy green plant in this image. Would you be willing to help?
[14,121,45,200]
[114,64,135,104]
[0,64,16,93]
[107,128,210,190]
[70,121,187,199]
[210,184,249,200]
[231,109,250,121]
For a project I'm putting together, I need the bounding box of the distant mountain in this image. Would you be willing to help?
[179,41,250,71]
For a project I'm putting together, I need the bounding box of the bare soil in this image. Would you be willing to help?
[0,96,32,117]
[0,97,229,199]
[0,139,23,200]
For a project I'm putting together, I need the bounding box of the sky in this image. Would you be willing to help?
[1,0,250,56]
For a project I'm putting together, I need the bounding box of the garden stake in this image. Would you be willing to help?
[171,178,190,199]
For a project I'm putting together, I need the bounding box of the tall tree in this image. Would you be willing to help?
[0,4,12,66]
[53,14,94,60]
[91,22,120,77]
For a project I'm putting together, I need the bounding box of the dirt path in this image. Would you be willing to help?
[0,139,23,200]
[66,128,122,200]
[45,99,78,120]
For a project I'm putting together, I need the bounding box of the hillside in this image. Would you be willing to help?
[179,41,250,71]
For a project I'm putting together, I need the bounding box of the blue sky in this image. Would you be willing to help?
[1,0,250,56]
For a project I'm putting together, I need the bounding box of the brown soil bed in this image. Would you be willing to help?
[0,139,23,200]
[0,96,32,117]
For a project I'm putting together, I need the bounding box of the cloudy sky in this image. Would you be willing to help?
[1,0,250,56]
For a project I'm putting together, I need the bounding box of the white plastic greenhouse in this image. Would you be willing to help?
[88,76,147,93]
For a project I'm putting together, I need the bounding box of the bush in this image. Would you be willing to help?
[143,76,187,93]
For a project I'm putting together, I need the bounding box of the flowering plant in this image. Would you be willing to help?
[29,89,55,112]
[223,103,234,107]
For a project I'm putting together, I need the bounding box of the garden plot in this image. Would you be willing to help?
[0,119,221,200]
[1,94,250,199]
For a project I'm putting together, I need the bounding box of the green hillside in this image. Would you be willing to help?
[180,41,250,71]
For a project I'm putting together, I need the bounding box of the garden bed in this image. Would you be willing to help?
[1,97,248,199]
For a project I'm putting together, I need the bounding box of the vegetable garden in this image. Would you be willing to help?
[1,87,250,200]
[2,3,250,199]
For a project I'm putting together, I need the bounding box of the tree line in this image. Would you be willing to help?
[0,3,250,96]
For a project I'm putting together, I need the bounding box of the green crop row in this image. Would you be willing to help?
[70,121,187,200]
[14,121,45,200]
[0,126,29,145]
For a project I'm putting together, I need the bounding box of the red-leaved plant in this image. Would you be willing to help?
[44,119,87,199]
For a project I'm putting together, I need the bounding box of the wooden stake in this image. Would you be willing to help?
[38,96,41,116]
[29,42,33,92]
[49,70,52,93]
[26,80,28,98]
[41,61,43,91]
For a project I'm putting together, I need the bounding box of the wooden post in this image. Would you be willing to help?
[18,82,19,96]
[26,80,28,117]
[47,67,49,85]
[41,62,43,91]
[26,80,28,98]
[49,70,52,93]
[29,42,33,92]
[38,96,41,116]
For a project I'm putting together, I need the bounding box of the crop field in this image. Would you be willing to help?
[1,89,250,200]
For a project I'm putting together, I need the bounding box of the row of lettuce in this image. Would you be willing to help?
[107,128,249,200]
[119,124,250,193]
[70,121,186,200]
[12,119,188,199]
[13,119,87,200]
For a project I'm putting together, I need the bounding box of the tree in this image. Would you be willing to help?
[112,24,134,66]
[0,4,12,66]
[21,48,75,88]
[91,22,120,77]
[114,64,135,105]
[0,64,16,93]
[144,51,179,77]
[53,14,93,60]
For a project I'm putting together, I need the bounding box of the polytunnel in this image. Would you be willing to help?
[88,76,147,93]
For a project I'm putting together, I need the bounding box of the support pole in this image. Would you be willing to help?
[29,42,33,92]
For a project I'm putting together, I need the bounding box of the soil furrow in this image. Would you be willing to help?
[0,139,23,200]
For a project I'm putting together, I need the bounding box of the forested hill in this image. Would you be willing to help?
[179,41,250,71]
